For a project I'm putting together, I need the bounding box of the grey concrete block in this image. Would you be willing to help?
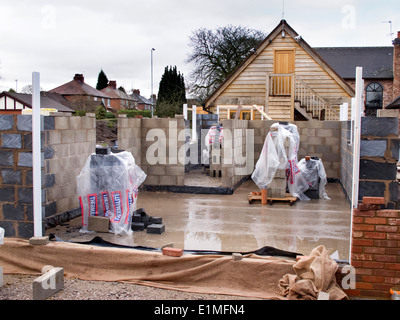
[1,169,21,185]
[0,187,15,202]
[147,224,165,234]
[0,266,3,288]
[17,115,32,131]
[132,222,145,231]
[0,115,14,130]
[29,236,49,246]
[88,216,110,233]
[1,133,22,149]
[33,267,64,300]
[2,204,25,220]
[360,140,387,158]
[0,151,13,166]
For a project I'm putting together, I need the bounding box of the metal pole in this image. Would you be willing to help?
[151,48,155,117]
[32,72,42,238]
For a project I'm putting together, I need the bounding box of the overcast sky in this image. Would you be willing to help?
[0,0,399,98]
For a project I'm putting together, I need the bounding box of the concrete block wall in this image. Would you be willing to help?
[0,114,96,238]
[118,117,186,187]
[347,208,400,299]
[117,115,142,166]
[359,117,399,209]
[248,120,341,181]
[221,120,251,188]
[340,121,354,201]
[45,114,97,225]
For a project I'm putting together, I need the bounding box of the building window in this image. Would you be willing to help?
[365,82,383,116]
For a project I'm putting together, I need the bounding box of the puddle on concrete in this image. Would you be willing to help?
[47,180,352,261]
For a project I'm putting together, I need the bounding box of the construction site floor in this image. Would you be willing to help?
[46,180,352,261]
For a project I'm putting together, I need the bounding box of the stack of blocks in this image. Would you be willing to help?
[132,208,165,234]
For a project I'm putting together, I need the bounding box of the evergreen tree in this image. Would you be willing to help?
[96,69,109,91]
[156,66,187,118]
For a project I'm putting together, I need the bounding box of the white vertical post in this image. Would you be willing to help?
[192,105,197,141]
[349,67,363,263]
[183,104,188,121]
[32,72,42,238]
[216,106,220,122]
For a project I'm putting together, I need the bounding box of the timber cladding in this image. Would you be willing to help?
[206,20,354,121]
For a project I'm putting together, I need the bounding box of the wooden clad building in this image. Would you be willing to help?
[204,20,355,122]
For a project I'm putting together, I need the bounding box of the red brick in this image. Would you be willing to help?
[356,282,373,290]
[353,231,364,238]
[353,224,375,232]
[352,254,373,261]
[353,217,364,224]
[375,225,398,233]
[375,255,397,263]
[387,233,400,240]
[353,210,377,217]
[351,261,362,268]
[374,240,399,248]
[362,261,385,269]
[364,217,387,225]
[385,248,400,255]
[373,269,396,277]
[384,277,400,284]
[364,247,386,254]
[363,197,385,205]
[352,246,363,253]
[355,268,372,275]
[388,218,400,226]
[352,239,374,246]
[344,289,360,297]
[377,210,400,218]
[162,247,183,257]
[372,283,393,292]
[364,232,387,240]
[362,275,385,283]
[385,263,400,270]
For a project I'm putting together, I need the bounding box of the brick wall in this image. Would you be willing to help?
[0,114,96,238]
[348,207,400,299]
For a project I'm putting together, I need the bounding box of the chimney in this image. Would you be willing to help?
[73,74,84,83]
[108,81,117,89]
[133,89,140,95]
[393,32,400,98]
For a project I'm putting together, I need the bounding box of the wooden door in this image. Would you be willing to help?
[273,49,295,95]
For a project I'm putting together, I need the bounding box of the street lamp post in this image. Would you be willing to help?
[151,48,155,117]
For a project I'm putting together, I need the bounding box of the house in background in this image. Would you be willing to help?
[101,81,137,112]
[0,91,73,114]
[204,20,355,122]
[49,74,112,112]
[130,89,153,111]
[315,45,397,116]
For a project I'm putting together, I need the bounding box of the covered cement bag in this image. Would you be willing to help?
[297,158,330,200]
[251,123,309,200]
[202,125,223,165]
[77,151,146,235]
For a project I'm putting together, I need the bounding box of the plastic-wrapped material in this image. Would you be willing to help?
[297,158,331,200]
[0,227,4,245]
[252,123,310,200]
[77,151,147,236]
[202,125,223,165]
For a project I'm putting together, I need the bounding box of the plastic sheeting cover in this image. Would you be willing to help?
[202,125,223,165]
[252,123,310,200]
[76,151,147,236]
[297,158,330,200]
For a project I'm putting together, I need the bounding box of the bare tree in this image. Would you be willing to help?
[186,25,265,101]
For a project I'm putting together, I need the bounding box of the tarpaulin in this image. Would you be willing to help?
[0,238,296,300]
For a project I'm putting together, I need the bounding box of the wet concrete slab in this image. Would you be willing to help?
[46,180,351,261]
